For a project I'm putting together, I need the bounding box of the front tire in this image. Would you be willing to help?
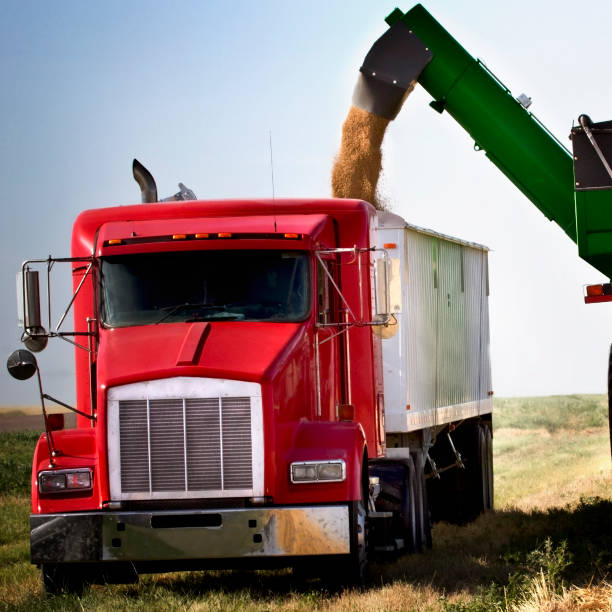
[42,563,85,596]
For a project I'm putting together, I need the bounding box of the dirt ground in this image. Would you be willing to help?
[0,410,76,432]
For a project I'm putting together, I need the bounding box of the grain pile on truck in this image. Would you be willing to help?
[26,0,612,594]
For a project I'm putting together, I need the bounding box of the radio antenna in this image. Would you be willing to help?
[269,130,277,232]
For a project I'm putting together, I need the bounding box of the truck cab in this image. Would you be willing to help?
[20,198,389,590]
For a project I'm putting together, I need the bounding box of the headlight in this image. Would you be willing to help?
[290,460,346,483]
[38,468,93,494]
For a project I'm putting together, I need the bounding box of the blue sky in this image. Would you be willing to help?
[1,0,611,404]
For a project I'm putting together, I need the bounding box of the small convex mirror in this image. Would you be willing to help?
[6,349,37,381]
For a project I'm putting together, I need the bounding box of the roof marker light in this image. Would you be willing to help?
[218,232,232,238]
[284,233,300,239]
[585,283,612,303]
[172,234,187,240]
[195,233,209,239]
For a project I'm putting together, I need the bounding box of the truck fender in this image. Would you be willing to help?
[286,420,367,500]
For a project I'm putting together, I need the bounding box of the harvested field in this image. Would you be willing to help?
[0,407,75,433]
[0,395,610,611]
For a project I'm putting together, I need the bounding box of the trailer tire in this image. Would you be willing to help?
[482,424,494,511]
[401,456,418,553]
[412,451,432,551]
[608,343,612,459]
[467,421,494,517]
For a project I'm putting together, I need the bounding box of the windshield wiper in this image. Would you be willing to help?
[155,303,227,324]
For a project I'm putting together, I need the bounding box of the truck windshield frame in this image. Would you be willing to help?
[99,249,311,327]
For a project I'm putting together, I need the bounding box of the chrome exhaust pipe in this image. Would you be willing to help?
[132,158,158,203]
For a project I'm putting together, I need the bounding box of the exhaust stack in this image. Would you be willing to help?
[132,159,158,203]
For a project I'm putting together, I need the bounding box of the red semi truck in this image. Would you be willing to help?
[8,170,492,591]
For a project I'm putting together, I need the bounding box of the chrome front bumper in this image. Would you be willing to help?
[31,505,350,564]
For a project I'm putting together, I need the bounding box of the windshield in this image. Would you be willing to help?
[100,250,310,327]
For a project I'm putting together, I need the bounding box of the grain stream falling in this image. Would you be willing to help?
[331,106,390,210]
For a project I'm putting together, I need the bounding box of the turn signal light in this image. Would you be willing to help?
[584,283,612,303]
[337,404,355,421]
[586,284,604,297]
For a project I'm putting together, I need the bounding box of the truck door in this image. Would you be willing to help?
[315,256,346,421]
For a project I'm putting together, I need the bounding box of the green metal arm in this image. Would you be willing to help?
[390,5,577,244]
[355,4,612,278]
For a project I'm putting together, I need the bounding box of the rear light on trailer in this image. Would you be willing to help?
[290,460,346,483]
[584,283,612,303]
[38,468,93,494]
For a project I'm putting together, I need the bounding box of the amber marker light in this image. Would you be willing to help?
[585,282,612,303]
[172,234,187,240]
[586,284,604,297]
[195,233,209,239]
[218,232,232,238]
[383,242,397,249]
[284,233,300,239]
[108,239,122,245]
[337,404,355,421]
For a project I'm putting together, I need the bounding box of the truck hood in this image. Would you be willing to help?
[98,321,306,388]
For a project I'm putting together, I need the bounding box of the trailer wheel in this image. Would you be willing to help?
[470,422,493,518]
[401,456,418,552]
[41,563,85,596]
[608,343,612,459]
[412,451,432,551]
[482,424,494,511]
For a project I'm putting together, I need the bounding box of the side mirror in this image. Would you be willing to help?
[17,269,48,352]
[374,257,390,319]
[6,349,38,381]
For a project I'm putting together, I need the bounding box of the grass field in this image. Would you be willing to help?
[1,395,611,611]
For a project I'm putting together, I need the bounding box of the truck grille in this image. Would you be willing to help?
[118,396,253,495]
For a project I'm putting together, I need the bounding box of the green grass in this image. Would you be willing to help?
[0,431,38,497]
[494,394,608,432]
[0,396,611,611]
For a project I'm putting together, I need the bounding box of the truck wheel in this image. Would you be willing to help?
[41,563,85,595]
[344,461,369,586]
[401,456,418,553]
[412,451,432,551]
[608,343,612,459]
[482,424,494,511]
